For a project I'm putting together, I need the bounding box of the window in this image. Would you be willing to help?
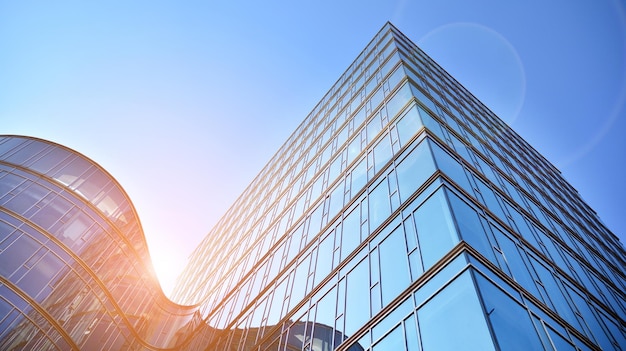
[344,258,370,336]
[413,189,458,269]
[396,140,436,202]
[418,271,495,351]
[474,272,545,350]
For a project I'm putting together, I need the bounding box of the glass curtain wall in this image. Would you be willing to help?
[0,136,198,350]
[174,23,625,351]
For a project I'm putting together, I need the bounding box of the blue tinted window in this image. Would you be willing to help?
[413,189,458,269]
[314,232,334,286]
[314,287,338,346]
[418,271,495,351]
[418,106,447,142]
[530,257,581,331]
[347,136,362,165]
[345,258,370,336]
[367,111,383,143]
[351,158,367,196]
[411,86,439,116]
[328,181,345,220]
[404,314,419,351]
[379,226,410,305]
[475,272,544,351]
[372,297,412,342]
[395,105,422,147]
[373,135,392,173]
[369,180,391,231]
[341,206,361,261]
[447,192,496,264]
[19,251,64,299]
[0,233,39,277]
[353,106,366,130]
[382,54,402,86]
[547,326,576,351]
[396,141,436,202]
[492,226,542,299]
[565,285,612,350]
[373,324,403,351]
[386,82,412,120]
[430,140,473,193]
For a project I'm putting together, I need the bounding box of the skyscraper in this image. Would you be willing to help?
[171,23,626,350]
[1,22,624,350]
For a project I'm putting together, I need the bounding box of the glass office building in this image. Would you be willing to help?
[1,23,624,350]
[0,136,199,350]
[171,23,625,350]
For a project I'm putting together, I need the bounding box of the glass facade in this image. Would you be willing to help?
[171,23,625,350]
[0,136,199,350]
[1,23,624,350]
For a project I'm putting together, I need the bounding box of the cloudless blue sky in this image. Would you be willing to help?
[1,0,624,296]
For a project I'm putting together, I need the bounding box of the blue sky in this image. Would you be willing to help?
[1,1,624,296]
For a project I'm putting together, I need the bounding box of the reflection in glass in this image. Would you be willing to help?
[413,188,458,269]
[418,271,495,351]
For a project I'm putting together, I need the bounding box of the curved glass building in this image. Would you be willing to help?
[1,23,624,350]
[0,136,198,350]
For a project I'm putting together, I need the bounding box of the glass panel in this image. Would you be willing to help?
[396,140,436,202]
[4,140,46,165]
[493,226,542,299]
[368,180,391,232]
[77,169,110,200]
[396,105,422,147]
[546,326,576,351]
[314,233,334,287]
[328,181,345,220]
[417,271,495,351]
[0,137,24,158]
[266,278,288,325]
[373,135,392,173]
[372,297,412,341]
[30,194,73,230]
[366,112,383,143]
[411,86,439,116]
[404,314,420,351]
[373,324,404,351]
[386,82,412,120]
[351,158,367,196]
[347,136,362,166]
[378,226,410,305]
[474,178,507,222]
[313,287,337,349]
[308,203,324,242]
[353,106,366,130]
[344,258,369,337]
[53,156,92,188]
[418,106,447,142]
[0,233,39,277]
[475,272,545,351]
[29,146,72,174]
[5,182,48,214]
[530,257,581,332]
[341,206,361,261]
[382,54,402,87]
[19,251,64,299]
[413,189,458,269]
[447,192,496,263]
[565,284,611,350]
[430,141,474,193]
[289,259,310,312]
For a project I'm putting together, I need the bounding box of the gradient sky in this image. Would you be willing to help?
[1,1,624,297]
